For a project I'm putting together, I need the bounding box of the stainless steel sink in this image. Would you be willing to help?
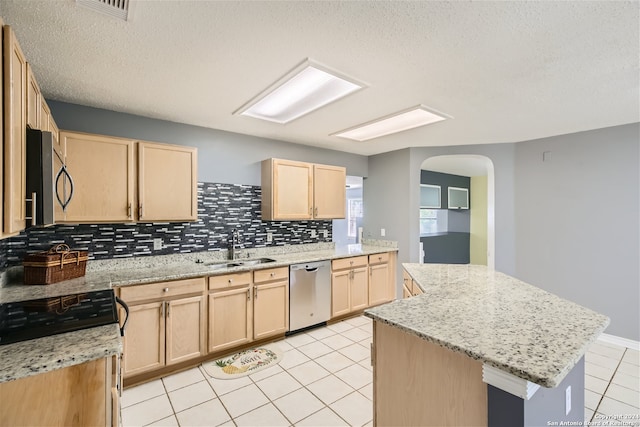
[202,258,276,269]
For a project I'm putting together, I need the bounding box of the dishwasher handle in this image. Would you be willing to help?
[290,261,329,271]
[304,267,319,273]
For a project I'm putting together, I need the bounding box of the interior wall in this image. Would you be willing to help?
[514,123,639,340]
[48,101,368,185]
[470,175,488,265]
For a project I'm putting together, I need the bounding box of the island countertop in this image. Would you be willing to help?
[365,263,610,388]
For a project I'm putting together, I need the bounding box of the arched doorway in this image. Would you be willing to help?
[420,155,495,269]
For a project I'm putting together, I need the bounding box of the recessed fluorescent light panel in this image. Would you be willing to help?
[236,60,366,124]
[333,105,451,141]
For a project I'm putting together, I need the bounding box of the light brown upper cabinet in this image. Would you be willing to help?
[261,158,346,221]
[61,131,136,223]
[138,142,197,221]
[3,25,27,236]
[26,63,41,130]
[59,131,198,223]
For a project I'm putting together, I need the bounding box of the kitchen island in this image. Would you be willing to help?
[365,263,610,427]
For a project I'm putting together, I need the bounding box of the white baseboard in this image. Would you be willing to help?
[598,333,640,351]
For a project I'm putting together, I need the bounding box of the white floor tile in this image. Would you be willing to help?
[338,342,370,363]
[334,363,372,390]
[358,360,373,371]
[344,316,370,327]
[175,398,231,427]
[296,407,349,426]
[287,360,331,385]
[145,414,179,426]
[617,361,640,378]
[326,321,354,334]
[306,375,354,405]
[585,374,609,395]
[341,328,370,343]
[584,407,594,423]
[358,323,373,335]
[273,388,325,424]
[321,334,354,350]
[167,380,216,413]
[623,349,640,367]
[315,351,357,373]
[285,332,316,347]
[233,402,291,427]
[588,342,626,360]
[263,340,293,353]
[255,371,302,400]
[358,382,373,400]
[249,363,284,382]
[207,374,253,396]
[306,327,337,340]
[279,348,311,370]
[162,367,206,392]
[597,396,640,416]
[121,394,174,427]
[612,371,640,391]
[585,352,621,370]
[586,362,616,381]
[584,389,602,411]
[330,391,373,427]
[297,340,335,359]
[604,383,640,408]
[218,383,269,418]
[121,379,166,408]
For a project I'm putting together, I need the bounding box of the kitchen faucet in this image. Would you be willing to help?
[229,228,241,260]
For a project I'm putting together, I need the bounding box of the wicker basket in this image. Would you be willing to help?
[23,244,88,285]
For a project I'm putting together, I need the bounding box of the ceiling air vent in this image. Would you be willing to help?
[76,0,131,21]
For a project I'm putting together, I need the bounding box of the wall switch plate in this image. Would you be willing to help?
[310,230,317,238]
[565,385,571,415]
[153,238,163,250]
[266,232,273,243]
[380,228,386,237]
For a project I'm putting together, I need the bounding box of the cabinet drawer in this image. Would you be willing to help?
[209,272,252,290]
[119,278,205,303]
[368,252,389,265]
[332,256,368,271]
[254,267,289,284]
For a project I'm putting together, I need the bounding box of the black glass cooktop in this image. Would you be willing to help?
[0,289,118,346]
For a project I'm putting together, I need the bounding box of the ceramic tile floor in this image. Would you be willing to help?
[122,315,640,426]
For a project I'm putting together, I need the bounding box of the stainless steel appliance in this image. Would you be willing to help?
[0,289,128,346]
[26,128,74,227]
[289,260,331,332]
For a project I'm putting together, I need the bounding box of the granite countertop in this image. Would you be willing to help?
[365,263,610,388]
[0,242,396,383]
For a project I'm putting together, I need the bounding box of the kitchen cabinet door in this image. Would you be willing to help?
[3,26,27,236]
[61,131,135,223]
[349,267,369,311]
[208,286,253,353]
[331,270,351,318]
[369,262,390,306]
[165,295,206,365]
[26,63,41,129]
[262,158,313,220]
[122,301,165,377]
[253,280,289,340]
[138,141,197,221]
[313,164,346,219]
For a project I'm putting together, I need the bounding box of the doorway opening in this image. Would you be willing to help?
[332,176,363,246]
[420,155,495,269]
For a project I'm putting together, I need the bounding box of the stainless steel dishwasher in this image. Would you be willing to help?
[289,260,331,333]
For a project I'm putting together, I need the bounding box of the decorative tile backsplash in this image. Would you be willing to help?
[0,183,332,269]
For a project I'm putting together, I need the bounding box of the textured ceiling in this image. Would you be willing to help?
[0,0,638,156]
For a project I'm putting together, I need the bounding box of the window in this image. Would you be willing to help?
[420,209,438,235]
[347,199,363,237]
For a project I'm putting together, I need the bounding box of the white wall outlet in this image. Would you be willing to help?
[310,230,317,238]
[266,232,273,243]
[565,385,571,415]
[380,228,386,237]
[153,238,163,250]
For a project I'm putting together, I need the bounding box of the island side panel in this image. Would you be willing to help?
[373,321,487,427]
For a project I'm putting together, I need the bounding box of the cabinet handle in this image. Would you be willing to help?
[350,261,353,265]
[378,256,382,261]
[228,278,233,284]
[314,206,318,216]
[160,302,165,317]
[138,204,143,219]
[309,207,312,216]
[166,301,170,316]
[270,272,275,277]
[163,287,169,292]
[128,203,132,219]
[254,287,258,299]
[247,289,251,300]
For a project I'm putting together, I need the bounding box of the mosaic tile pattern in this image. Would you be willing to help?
[0,183,332,269]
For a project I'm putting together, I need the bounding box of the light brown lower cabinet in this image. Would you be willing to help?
[118,278,206,378]
[0,356,120,427]
[208,272,253,353]
[253,267,289,340]
[331,256,368,318]
[403,269,423,298]
[368,252,397,306]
